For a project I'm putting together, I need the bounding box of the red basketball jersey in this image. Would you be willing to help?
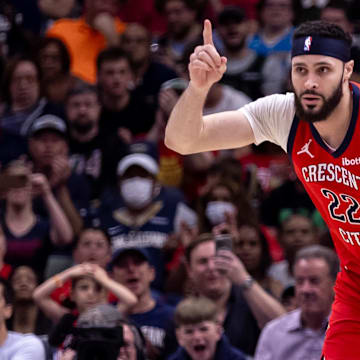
[288,82,360,302]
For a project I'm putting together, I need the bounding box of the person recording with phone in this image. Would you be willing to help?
[184,233,285,357]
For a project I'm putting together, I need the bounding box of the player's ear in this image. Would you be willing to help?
[344,60,354,81]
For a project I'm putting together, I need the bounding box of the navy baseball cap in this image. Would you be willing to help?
[117,141,159,176]
[109,247,151,269]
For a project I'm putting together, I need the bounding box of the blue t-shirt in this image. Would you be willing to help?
[248,28,294,57]
[129,301,175,350]
[2,215,51,273]
[96,186,187,290]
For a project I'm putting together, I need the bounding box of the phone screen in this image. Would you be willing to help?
[215,234,233,252]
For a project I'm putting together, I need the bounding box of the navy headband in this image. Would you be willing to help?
[291,36,351,62]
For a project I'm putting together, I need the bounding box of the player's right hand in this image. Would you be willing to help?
[189,19,227,91]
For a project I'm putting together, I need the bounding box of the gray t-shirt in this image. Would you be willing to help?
[0,331,46,359]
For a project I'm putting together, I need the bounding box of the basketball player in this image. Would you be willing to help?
[165,19,360,359]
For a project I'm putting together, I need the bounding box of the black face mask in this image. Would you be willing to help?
[72,121,95,134]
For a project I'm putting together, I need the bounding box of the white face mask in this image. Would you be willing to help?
[121,177,154,209]
[205,201,236,226]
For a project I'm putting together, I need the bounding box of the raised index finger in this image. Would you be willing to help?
[203,19,214,46]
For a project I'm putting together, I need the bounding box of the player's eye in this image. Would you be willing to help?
[294,67,306,74]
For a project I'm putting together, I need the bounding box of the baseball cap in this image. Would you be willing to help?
[28,114,67,137]
[109,247,151,269]
[218,6,246,25]
[117,141,159,176]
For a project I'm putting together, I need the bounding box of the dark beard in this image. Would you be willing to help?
[224,37,246,52]
[72,121,95,134]
[292,77,343,123]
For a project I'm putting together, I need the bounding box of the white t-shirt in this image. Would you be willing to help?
[203,85,252,115]
[240,92,296,152]
[0,331,46,360]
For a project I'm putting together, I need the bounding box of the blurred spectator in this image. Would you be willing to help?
[248,0,295,57]
[1,160,73,274]
[233,224,284,299]
[260,177,323,228]
[50,227,112,307]
[280,284,297,312]
[197,179,257,233]
[268,213,319,288]
[0,277,46,359]
[0,227,11,280]
[58,303,147,360]
[255,245,339,359]
[66,82,128,197]
[155,0,202,69]
[28,114,91,238]
[7,266,52,335]
[97,47,155,141]
[121,23,178,121]
[0,56,63,138]
[38,0,77,20]
[169,296,246,360]
[46,0,126,83]
[97,140,197,290]
[184,234,285,356]
[216,6,267,100]
[110,247,176,358]
[0,0,31,57]
[33,263,137,325]
[118,0,167,35]
[320,0,360,49]
[247,0,296,94]
[36,37,77,104]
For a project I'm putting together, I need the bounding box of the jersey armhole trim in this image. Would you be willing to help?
[286,115,299,163]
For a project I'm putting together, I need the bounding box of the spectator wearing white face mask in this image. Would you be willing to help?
[93,141,197,292]
[197,179,258,234]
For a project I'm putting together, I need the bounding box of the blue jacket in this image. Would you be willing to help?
[167,335,246,360]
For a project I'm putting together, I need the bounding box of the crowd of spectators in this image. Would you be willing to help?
[0,0,358,359]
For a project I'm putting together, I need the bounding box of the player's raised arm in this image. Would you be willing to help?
[165,20,255,155]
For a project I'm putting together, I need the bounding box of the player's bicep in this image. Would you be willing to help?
[200,110,256,151]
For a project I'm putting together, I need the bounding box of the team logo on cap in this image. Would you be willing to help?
[304,36,312,52]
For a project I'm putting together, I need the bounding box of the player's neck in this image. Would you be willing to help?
[313,85,353,150]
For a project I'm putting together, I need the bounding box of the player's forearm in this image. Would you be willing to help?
[165,82,209,154]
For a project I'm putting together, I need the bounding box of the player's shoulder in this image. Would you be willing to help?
[254,92,294,107]
[241,91,295,119]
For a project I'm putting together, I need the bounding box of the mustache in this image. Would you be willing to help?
[300,90,324,98]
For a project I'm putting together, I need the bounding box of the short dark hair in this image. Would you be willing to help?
[66,80,99,103]
[185,233,214,263]
[174,296,218,327]
[73,227,111,250]
[0,278,13,305]
[294,245,340,281]
[293,20,352,47]
[71,275,102,292]
[96,47,131,72]
[37,37,71,74]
